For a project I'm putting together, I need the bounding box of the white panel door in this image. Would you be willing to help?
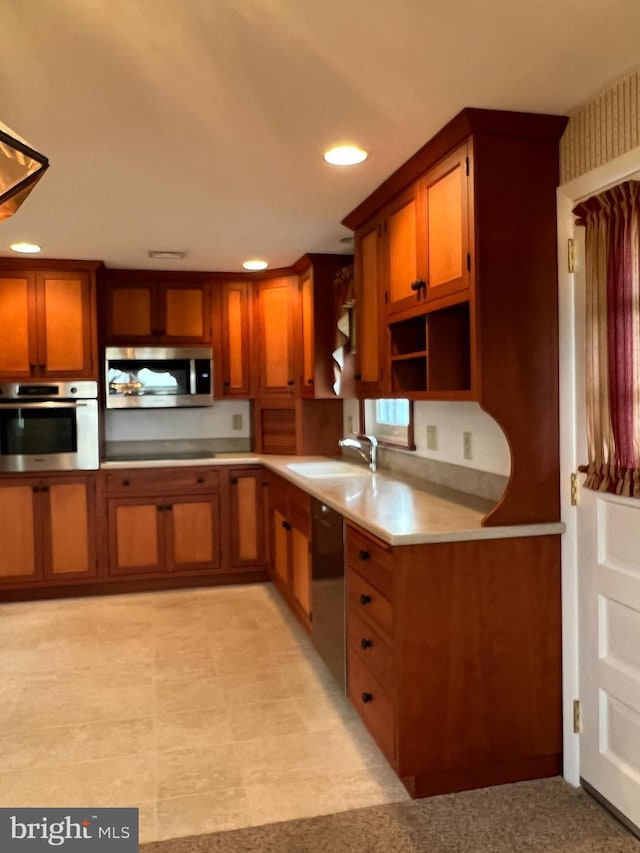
[574,222,640,830]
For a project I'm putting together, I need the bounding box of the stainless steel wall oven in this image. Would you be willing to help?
[0,380,99,472]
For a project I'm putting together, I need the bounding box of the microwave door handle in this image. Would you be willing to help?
[190,361,196,395]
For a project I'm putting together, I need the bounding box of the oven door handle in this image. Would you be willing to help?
[0,401,90,409]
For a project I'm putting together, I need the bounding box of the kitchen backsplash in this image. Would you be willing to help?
[342,398,510,502]
[105,400,252,448]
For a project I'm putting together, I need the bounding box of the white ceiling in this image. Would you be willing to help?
[2,0,640,272]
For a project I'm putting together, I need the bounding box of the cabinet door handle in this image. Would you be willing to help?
[282,520,291,530]
[358,549,370,561]
[38,363,46,370]
[359,593,372,605]
[231,477,238,485]
[122,479,130,487]
[287,380,295,386]
[361,692,373,704]
[29,363,37,372]
[410,279,426,292]
[360,638,372,649]
[196,476,204,484]
[41,485,49,493]
[32,486,41,494]
[354,373,362,381]
[223,381,230,387]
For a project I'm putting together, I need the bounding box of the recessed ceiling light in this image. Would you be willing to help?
[148,250,185,260]
[324,145,368,166]
[243,259,268,271]
[10,241,41,254]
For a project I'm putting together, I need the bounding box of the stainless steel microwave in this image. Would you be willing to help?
[105,346,214,408]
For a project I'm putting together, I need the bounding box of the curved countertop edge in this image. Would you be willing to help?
[100,453,566,546]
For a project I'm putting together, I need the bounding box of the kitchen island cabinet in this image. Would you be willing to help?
[0,474,97,585]
[0,263,99,380]
[345,521,562,798]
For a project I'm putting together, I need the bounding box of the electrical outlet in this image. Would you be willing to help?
[346,415,354,433]
[232,413,243,431]
[426,425,438,450]
[463,431,472,460]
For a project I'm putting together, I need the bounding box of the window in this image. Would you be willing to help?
[361,398,415,449]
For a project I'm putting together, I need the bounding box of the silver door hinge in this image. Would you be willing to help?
[568,238,576,273]
[570,472,578,506]
[573,699,581,733]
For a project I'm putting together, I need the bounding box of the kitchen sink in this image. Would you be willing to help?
[286,460,372,478]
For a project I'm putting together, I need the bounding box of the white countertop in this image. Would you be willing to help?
[101,452,565,546]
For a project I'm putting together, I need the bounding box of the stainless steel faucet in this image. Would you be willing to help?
[338,434,378,472]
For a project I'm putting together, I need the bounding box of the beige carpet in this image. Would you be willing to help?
[141,777,639,852]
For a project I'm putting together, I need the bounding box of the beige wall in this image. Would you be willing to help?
[560,68,640,183]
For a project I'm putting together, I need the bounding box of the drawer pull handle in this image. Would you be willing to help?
[361,692,373,704]
[197,476,205,484]
[358,549,370,561]
[360,638,372,650]
[123,479,130,486]
[359,593,372,605]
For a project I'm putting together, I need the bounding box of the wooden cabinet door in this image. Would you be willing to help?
[45,477,97,579]
[290,525,311,625]
[229,467,267,568]
[271,507,290,590]
[257,276,298,395]
[165,494,220,571]
[0,273,38,378]
[108,497,164,575]
[354,219,388,396]
[162,283,211,343]
[0,479,40,582]
[220,282,254,397]
[105,283,155,340]
[38,272,94,377]
[422,143,470,302]
[384,184,426,315]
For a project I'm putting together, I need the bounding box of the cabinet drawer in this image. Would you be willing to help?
[348,607,394,688]
[348,568,393,639]
[346,525,393,600]
[348,653,395,764]
[105,467,220,496]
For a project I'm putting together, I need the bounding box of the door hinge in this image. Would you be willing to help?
[467,253,471,272]
[570,472,578,506]
[573,699,581,733]
[384,290,388,303]
[465,156,470,176]
[568,238,576,273]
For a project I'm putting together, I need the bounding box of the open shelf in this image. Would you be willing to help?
[388,301,470,394]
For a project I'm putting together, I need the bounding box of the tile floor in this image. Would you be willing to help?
[0,584,409,843]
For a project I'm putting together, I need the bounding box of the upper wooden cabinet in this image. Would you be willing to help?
[344,108,568,526]
[0,265,98,380]
[297,254,353,398]
[218,281,255,398]
[256,275,299,395]
[353,219,388,397]
[102,274,212,344]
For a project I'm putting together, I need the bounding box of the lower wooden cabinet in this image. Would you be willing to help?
[228,466,268,569]
[268,472,312,629]
[108,493,221,576]
[0,474,97,584]
[345,522,563,798]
